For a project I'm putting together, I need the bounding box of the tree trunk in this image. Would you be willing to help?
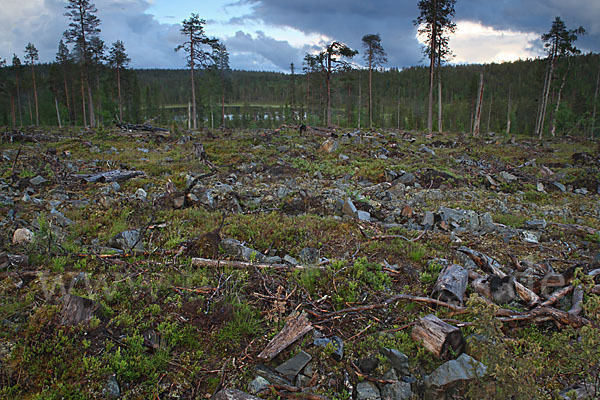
[55,97,62,128]
[62,68,71,123]
[486,92,493,133]
[473,72,484,136]
[426,0,437,134]
[221,75,225,128]
[538,54,556,139]
[15,74,23,127]
[117,66,123,123]
[31,63,39,126]
[188,102,191,130]
[591,61,599,139]
[411,314,465,359]
[326,54,332,127]
[10,96,16,129]
[80,74,87,127]
[87,77,95,128]
[369,46,373,129]
[358,72,362,129]
[550,66,568,137]
[190,50,197,129]
[506,85,512,135]
[437,76,442,133]
[27,93,33,125]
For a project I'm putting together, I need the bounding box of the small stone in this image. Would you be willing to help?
[499,171,518,182]
[381,348,410,376]
[173,196,185,208]
[551,182,566,193]
[525,219,547,230]
[397,172,416,185]
[342,198,358,218]
[110,230,144,252]
[339,153,349,161]
[537,182,545,192]
[314,333,343,361]
[275,350,312,381]
[522,231,540,244]
[29,175,47,185]
[298,248,320,265]
[283,255,299,265]
[213,389,262,400]
[419,145,436,156]
[248,376,270,395]
[424,353,487,395]
[135,188,147,200]
[356,381,380,400]
[422,211,435,229]
[382,381,412,400]
[110,182,120,192]
[358,357,379,374]
[357,210,371,222]
[102,374,120,400]
[12,228,34,245]
[401,205,413,218]
[574,188,588,195]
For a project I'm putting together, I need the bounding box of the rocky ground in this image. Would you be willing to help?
[1,126,599,399]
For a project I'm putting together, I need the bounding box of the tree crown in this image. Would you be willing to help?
[361,34,388,68]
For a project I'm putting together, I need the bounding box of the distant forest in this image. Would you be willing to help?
[1,53,599,137]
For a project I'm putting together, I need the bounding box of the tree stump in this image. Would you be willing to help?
[431,264,468,306]
[411,314,465,359]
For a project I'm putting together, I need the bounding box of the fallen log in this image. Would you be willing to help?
[74,169,145,183]
[547,222,598,235]
[431,264,468,306]
[257,312,313,361]
[411,314,465,359]
[541,286,574,307]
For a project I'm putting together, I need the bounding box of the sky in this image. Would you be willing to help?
[1,0,599,72]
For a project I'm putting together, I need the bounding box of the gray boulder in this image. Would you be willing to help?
[424,354,486,399]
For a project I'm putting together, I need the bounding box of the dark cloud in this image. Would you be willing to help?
[225,30,317,71]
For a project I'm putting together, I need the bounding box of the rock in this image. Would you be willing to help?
[255,365,293,386]
[539,165,554,177]
[488,275,516,304]
[110,230,144,252]
[357,210,371,222]
[173,196,185,208]
[559,383,598,399]
[522,230,540,244]
[298,247,319,265]
[313,332,343,361]
[275,350,312,381]
[401,205,413,218]
[525,219,547,230]
[213,389,262,400]
[356,381,381,400]
[424,354,486,398]
[339,153,349,161]
[381,348,410,376]
[0,253,28,269]
[12,228,34,245]
[498,171,518,182]
[358,357,379,374]
[102,374,120,399]
[29,175,47,185]
[438,207,479,232]
[537,182,545,192]
[59,294,100,326]
[422,211,435,229]
[574,188,588,195]
[276,186,290,199]
[397,172,416,185]
[479,212,497,233]
[342,198,358,218]
[419,145,436,156]
[134,188,147,200]
[381,381,412,400]
[283,255,299,265]
[248,376,270,395]
[551,182,566,193]
[320,139,338,153]
[220,238,279,263]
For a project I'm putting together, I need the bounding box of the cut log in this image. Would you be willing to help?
[431,264,468,306]
[411,314,465,359]
[257,312,313,361]
[191,257,326,271]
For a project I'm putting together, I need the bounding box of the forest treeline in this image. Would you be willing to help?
[1,53,598,137]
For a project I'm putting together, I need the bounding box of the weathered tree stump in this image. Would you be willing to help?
[411,314,465,359]
[59,294,100,326]
[431,264,468,306]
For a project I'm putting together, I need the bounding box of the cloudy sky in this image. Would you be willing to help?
[1,0,599,72]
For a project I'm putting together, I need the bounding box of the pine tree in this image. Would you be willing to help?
[317,42,357,127]
[108,40,130,123]
[175,14,219,130]
[56,40,73,123]
[12,54,23,127]
[24,43,39,126]
[361,34,387,128]
[211,41,230,128]
[64,0,101,127]
[414,0,456,133]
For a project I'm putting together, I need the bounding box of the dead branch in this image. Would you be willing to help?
[541,286,574,307]
[547,222,598,235]
[191,257,326,270]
